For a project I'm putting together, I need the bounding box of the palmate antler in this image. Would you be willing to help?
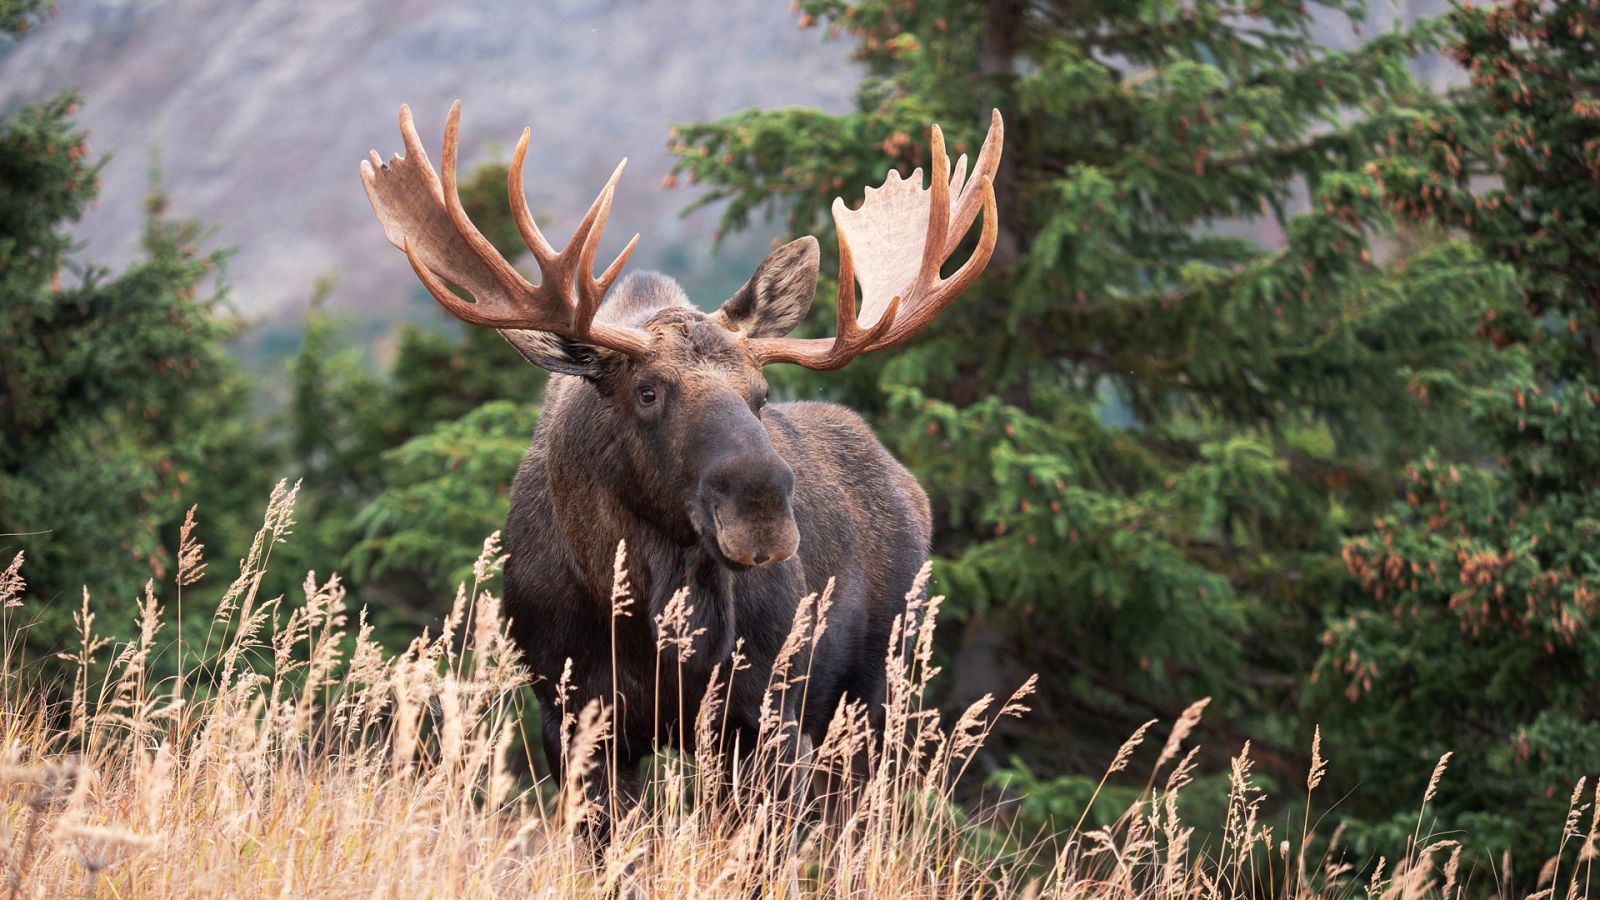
[362,103,1001,369]
[360,101,654,357]
[748,109,1003,371]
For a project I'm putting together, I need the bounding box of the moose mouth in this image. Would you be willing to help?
[700,503,793,569]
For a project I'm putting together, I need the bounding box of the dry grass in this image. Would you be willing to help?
[0,483,1593,898]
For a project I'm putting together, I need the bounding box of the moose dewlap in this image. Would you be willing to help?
[359,100,1002,844]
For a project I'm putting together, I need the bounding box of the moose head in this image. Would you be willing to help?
[360,102,1000,570]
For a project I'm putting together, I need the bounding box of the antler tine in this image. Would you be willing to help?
[585,160,642,295]
[438,102,539,309]
[577,183,648,355]
[511,133,640,340]
[943,108,1004,259]
[913,124,952,295]
[928,174,998,312]
[835,225,862,339]
[748,110,1003,371]
[397,104,432,181]
[573,182,618,331]
[509,127,559,265]
[596,230,641,293]
[562,158,628,283]
[571,178,649,355]
[946,152,971,225]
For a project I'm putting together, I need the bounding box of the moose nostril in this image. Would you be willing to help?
[752,552,771,565]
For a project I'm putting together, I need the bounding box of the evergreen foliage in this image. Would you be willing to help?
[346,400,539,623]
[1323,0,1600,861]
[667,0,1520,856]
[0,28,271,674]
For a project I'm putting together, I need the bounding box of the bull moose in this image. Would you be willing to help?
[360,101,1001,841]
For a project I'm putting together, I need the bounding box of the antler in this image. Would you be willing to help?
[360,101,653,357]
[749,109,1003,371]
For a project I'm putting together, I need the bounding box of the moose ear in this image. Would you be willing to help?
[715,237,820,339]
[499,330,613,380]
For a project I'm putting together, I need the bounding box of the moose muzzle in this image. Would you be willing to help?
[700,451,800,567]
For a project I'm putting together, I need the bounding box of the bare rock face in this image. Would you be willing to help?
[0,0,857,325]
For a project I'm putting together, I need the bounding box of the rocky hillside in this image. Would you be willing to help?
[0,0,858,333]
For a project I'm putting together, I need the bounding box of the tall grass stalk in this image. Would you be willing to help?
[0,486,1584,897]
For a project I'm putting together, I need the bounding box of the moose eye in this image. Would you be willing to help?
[638,386,658,406]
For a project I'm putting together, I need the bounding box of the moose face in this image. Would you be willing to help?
[508,239,822,569]
[621,304,797,569]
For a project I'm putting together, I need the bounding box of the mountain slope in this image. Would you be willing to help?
[0,0,857,327]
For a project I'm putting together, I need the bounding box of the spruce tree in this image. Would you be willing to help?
[0,0,269,675]
[669,0,1507,804]
[1324,0,1600,866]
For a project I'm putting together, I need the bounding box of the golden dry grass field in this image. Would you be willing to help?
[0,484,1590,898]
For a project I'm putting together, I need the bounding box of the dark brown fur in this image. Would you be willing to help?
[500,248,931,840]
